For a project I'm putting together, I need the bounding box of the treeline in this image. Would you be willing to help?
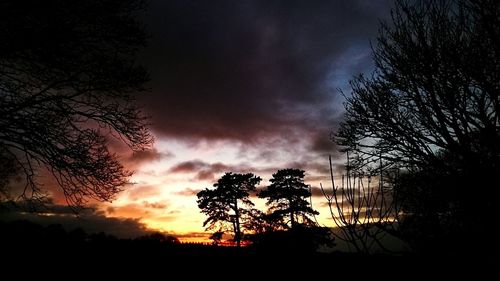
[0,219,333,261]
[196,168,333,251]
[0,219,179,248]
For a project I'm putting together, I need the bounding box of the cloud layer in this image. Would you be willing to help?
[0,201,152,238]
[140,0,391,144]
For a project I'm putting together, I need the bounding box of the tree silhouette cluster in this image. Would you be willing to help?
[196,173,260,247]
[0,0,152,207]
[1,219,488,273]
[335,0,499,253]
[197,169,329,250]
[259,169,319,229]
[0,219,179,250]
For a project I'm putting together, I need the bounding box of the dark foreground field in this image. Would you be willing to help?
[1,220,496,278]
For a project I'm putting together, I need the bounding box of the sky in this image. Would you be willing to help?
[3,0,393,242]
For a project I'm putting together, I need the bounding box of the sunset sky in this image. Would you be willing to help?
[4,0,393,242]
[109,0,393,241]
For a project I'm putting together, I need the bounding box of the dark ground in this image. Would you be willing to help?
[1,220,495,278]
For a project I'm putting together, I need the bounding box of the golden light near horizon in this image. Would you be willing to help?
[100,138,340,241]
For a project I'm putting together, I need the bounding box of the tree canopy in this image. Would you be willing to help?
[0,0,152,206]
[196,172,261,247]
[258,169,318,229]
[335,0,499,252]
[337,0,499,170]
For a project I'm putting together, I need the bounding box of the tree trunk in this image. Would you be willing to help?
[287,181,296,229]
[289,198,295,229]
[234,199,241,247]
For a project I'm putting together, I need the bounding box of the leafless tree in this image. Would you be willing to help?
[333,0,499,252]
[321,155,403,254]
[0,0,152,207]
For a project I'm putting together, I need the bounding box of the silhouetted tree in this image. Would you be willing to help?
[197,172,261,247]
[321,155,403,254]
[335,0,500,251]
[258,169,318,229]
[136,232,180,244]
[239,208,277,234]
[0,0,152,206]
[209,231,224,246]
[0,148,18,199]
[249,225,334,254]
[68,228,88,243]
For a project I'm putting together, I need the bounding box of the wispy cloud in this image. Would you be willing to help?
[126,184,161,201]
[173,188,202,197]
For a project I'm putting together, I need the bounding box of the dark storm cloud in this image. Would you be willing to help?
[168,158,338,182]
[108,137,173,170]
[169,160,250,181]
[0,201,151,238]
[169,160,227,173]
[195,170,217,181]
[140,0,391,143]
[169,160,232,181]
[169,159,288,181]
[309,130,337,153]
[126,148,173,166]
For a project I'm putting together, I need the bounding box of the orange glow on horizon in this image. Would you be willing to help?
[99,138,340,241]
